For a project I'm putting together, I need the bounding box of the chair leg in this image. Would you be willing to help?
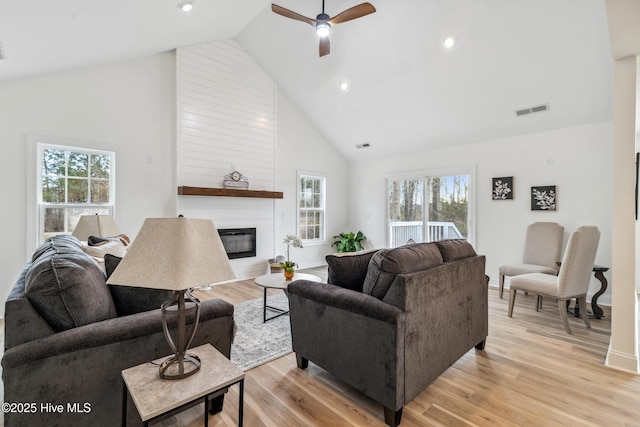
[557,299,572,334]
[296,353,309,369]
[208,394,225,415]
[499,274,505,299]
[383,406,403,427]
[577,297,591,329]
[508,289,516,317]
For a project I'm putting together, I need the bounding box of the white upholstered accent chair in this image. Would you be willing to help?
[507,226,600,334]
[498,222,564,298]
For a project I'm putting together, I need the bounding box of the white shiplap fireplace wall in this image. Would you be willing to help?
[176,40,277,280]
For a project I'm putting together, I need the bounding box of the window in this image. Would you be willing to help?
[387,167,475,247]
[37,143,116,242]
[297,173,326,244]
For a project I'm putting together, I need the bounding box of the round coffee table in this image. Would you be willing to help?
[254,272,321,322]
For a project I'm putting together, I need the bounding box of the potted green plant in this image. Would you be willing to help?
[331,231,367,253]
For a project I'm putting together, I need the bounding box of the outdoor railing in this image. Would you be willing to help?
[388,220,464,247]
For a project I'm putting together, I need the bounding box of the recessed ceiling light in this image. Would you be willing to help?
[443,35,456,49]
[178,1,193,12]
[339,81,350,92]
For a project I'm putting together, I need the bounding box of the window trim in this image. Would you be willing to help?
[296,171,327,246]
[27,134,118,256]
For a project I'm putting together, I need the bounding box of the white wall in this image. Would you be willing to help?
[0,53,177,315]
[175,40,278,280]
[348,121,613,304]
[174,39,348,278]
[0,46,348,314]
[275,93,349,269]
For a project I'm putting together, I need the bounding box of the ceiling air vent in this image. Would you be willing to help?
[0,42,6,60]
[356,143,371,149]
[515,103,549,117]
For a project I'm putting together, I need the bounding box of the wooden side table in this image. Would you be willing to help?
[122,344,244,426]
[576,265,609,319]
[558,263,609,319]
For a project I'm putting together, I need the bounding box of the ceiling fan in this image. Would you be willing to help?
[271,1,376,57]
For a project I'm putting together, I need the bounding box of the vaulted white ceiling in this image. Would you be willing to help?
[0,0,613,161]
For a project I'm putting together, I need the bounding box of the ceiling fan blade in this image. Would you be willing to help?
[319,37,330,57]
[271,4,316,26]
[328,2,376,25]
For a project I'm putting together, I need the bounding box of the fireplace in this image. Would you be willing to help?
[217,228,256,259]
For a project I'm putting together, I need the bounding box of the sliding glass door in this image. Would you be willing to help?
[387,168,474,247]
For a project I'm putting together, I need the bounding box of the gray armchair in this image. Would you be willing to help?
[287,240,488,426]
[499,222,564,298]
[508,226,600,334]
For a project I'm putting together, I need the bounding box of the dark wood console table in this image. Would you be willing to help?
[558,263,609,319]
[588,265,609,319]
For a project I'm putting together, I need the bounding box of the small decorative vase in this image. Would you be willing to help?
[283,269,295,280]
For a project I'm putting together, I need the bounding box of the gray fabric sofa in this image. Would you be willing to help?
[287,239,488,426]
[2,235,235,427]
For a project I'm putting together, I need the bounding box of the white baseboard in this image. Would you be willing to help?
[605,345,640,374]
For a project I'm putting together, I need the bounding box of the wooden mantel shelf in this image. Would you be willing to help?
[178,186,283,199]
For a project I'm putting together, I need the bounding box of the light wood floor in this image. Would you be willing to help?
[154,268,640,427]
[2,267,639,426]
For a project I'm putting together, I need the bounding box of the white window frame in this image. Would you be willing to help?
[386,165,476,247]
[26,135,117,256]
[297,171,327,245]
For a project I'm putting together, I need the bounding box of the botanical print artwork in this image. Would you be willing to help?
[492,177,513,200]
[531,186,556,211]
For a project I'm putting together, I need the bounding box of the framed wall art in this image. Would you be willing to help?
[492,177,513,200]
[531,185,556,211]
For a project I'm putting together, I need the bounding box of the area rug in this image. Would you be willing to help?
[230,293,292,371]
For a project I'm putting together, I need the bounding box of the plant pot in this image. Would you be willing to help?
[283,269,295,280]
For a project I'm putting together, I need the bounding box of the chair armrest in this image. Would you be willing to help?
[287,280,405,411]
[287,280,403,324]
[1,298,233,369]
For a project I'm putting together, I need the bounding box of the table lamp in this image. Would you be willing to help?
[71,214,121,240]
[106,217,235,380]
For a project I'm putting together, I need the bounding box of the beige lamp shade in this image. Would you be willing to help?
[106,217,236,290]
[72,214,121,240]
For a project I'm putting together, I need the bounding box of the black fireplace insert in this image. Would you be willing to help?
[217,228,256,259]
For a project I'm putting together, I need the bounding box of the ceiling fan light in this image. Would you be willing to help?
[316,22,330,38]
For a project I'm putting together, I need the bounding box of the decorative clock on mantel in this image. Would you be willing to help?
[223,170,249,189]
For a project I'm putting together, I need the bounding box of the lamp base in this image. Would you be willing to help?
[159,353,201,380]
[160,289,202,380]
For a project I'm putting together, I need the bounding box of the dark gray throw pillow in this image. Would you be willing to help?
[25,235,117,332]
[363,242,444,300]
[435,239,477,262]
[105,254,175,316]
[325,249,378,292]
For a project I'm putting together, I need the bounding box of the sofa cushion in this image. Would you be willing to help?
[326,249,378,292]
[31,233,81,261]
[436,239,477,262]
[363,242,444,299]
[105,254,175,316]
[25,235,117,332]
